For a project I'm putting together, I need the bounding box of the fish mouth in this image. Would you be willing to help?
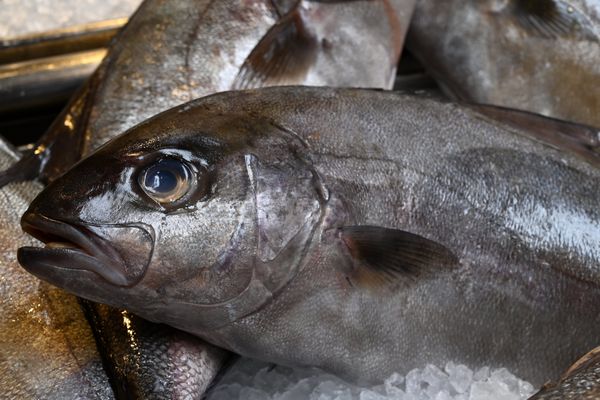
[18,213,152,287]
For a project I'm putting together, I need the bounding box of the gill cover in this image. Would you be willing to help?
[161,126,326,330]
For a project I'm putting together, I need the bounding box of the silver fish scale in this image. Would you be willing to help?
[81,303,228,400]
[529,347,600,399]
[115,87,598,387]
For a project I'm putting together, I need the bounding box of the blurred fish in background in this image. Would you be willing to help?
[407,0,600,131]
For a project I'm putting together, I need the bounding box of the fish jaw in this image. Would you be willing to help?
[19,212,154,288]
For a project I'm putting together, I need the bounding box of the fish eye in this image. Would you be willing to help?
[138,158,193,205]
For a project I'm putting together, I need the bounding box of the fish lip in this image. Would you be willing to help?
[19,212,130,287]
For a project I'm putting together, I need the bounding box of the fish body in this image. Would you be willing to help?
[0,139,113,399]
[407,0,600,128]
[18,87,600,388]
[529,346,600,399]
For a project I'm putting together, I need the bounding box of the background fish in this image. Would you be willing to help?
[80,303,228,399]
[406,0,600,130]
[0,138,113,399]
[1,0,415,185]
[529,346,600,399]
[18,87,600,388]
[2,0,417,397]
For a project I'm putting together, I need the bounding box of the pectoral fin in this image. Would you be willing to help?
[337,226,458,289]
[232,7,318,89]
[470,104,600,168]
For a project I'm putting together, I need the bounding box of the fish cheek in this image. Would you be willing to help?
[150,160,258,305]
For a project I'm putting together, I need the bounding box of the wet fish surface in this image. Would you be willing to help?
[529,346,600,399]
[80,303,228,399]
[17,87,600,388]
[0,138,113,399]
[407,0,600,128]
[2,1,416,397]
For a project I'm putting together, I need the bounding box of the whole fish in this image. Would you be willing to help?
[3,0,416,397]
[17,87,600,388]
[406,0,600,129]
[529,346,600,399]
[0,138,113,399]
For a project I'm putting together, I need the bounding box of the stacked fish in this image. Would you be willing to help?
[1,1,599,399]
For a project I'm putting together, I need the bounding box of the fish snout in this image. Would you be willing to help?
[19,212,154,287]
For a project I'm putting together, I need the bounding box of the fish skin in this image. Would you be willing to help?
[3,0,416,397]
[17,87,600,387]
[0,138,114,400]
[406,0,600,128]
[529,346,600,399]
[80,303,228,399]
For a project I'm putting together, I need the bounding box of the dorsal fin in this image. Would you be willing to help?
[469,104,600,168]
[336,226,458,289]
[509,0,598,41]
[232,6,318,89]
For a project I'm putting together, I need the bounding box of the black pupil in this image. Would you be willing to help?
[145,163,181,194]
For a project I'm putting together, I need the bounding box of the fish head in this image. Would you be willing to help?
[18,103,325,330]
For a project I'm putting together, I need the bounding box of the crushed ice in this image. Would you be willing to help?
[207,358,536,400]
